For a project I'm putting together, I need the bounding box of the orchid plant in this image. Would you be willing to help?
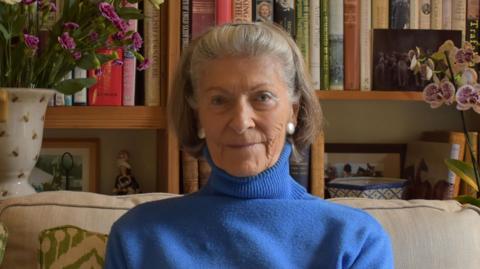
[409,40,480,205]
[0,0,163,94]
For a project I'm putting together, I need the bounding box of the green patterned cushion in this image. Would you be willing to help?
[0,222,7,265]
[38,225,108,269]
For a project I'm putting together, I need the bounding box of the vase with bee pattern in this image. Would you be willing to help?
[0,88,54,199]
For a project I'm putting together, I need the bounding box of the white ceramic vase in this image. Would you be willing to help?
[0,88,54,199]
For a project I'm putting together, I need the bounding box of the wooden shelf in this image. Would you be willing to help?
[45,106,166,129]
[316,91,423,101]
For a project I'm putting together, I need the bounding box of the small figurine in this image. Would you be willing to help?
[113,150,140,195]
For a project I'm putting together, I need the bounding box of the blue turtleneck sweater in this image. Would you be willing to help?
[105,143,393,269]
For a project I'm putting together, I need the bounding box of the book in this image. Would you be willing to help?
[466,0,480,54]
[192,0,215,39]
[419,0,431,29]
[73,68,87,106]
[290,145,311,191]
[451,0,467,41]
[310,132,325,197]
[309,0,321,90]
[274,0,295,37]
[430,0,443,29]
[122,2,138,106]
[420,131,466,196]
[410,0,420,29]
[404,140,462,200]
[87,49,123,106]
[181,0,191,49]
[360,0,372,91]
[253,0,273,22]
[328,0,343,90]
[319,0,329,90]
[459,132,479,196]
[63,71,73,106]
[181,151,199,193]
[344,0,360,90]
[232,0,252,22]
[371,0,389,29]
[442,0,452,29]
[216,0,233,25]
[198,156,212,188]
[143,1,161,106]
[372,29,462,91]
[389,0,410,29]
[295,0,310,68]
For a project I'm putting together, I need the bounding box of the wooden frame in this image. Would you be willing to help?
[324,143,406,181]
[31,138,100,192]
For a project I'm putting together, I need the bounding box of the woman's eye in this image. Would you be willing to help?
[254,92,276,103]
[210,95,227,106]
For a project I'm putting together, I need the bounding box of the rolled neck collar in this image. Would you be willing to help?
[201,142,307,199]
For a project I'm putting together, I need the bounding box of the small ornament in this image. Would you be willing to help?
[113,150,140,195]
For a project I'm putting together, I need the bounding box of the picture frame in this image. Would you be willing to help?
[324,143,406,182]
[30,138,100,192]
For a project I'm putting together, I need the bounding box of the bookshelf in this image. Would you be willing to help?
[317,91,424,101]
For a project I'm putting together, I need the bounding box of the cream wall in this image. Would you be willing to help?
[44,129,157,194]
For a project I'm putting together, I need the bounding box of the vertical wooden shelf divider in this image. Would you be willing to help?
[310,132,325,198]
[157,0,181,193]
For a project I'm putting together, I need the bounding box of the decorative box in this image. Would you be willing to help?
[326,177,408,200]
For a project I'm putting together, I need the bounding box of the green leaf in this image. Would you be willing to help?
[0,24,10,40]
[431,51,445,62]
[117,7,143,18]
[454,195,480,207]
[97,53,117,65]
[77,53,101,70]
[444,159,479,191]
[11,16,26,36]
[54,78,96,95]
[147,0,164,9]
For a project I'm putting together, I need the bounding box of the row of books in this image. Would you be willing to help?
[181,146,312,194]
[47,1,163,107]
[182,0,480,91]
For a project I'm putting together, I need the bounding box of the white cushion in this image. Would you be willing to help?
[332,198,480,269]
[0,191,176,269]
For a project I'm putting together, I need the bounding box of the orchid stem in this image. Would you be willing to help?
[445,51,480,197]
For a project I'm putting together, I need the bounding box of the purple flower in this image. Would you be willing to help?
[57,32,76,50]
[113,19,128,32]
[455,49,466,64]
[89,31,99,42]
[456,84,480,112]
[137,59,150,71]
[64,22,79,30]
[72,51,82,60]
[113,31,126,41]
[22,0,36,4]
[113,59,124,66]
[423,81,455,108]
[463,48,474,62]
[23,34,39,50]
[99,2,120,22]
[95,69,103,76]
[49,2,57,12]
[131,32,143,51]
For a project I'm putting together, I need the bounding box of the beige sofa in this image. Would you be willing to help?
[1,191,479,269]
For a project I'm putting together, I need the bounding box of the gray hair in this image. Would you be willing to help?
[168,22,323,159]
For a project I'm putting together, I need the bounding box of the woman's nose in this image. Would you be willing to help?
[228,99,255,134]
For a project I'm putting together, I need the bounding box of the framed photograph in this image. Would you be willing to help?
[324,144,406,182]
[30,138,100,192]
[372,29,462,91]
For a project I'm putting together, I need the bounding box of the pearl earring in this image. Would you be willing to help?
[286,122,295,135]
[197,128,205,139]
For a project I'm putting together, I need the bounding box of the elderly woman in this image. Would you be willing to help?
[105,23,393,268]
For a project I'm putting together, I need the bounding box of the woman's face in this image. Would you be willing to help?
[196,56,297,177]
[259,5,271,18]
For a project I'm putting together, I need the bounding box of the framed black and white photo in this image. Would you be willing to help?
[324,143,406,182]
[30,138,100,192]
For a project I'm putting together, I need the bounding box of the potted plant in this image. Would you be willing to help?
[0,0,161,198]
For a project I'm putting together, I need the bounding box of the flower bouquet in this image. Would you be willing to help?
[0,0,162,94]
[409,40,480,206]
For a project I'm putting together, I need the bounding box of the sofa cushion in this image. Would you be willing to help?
[333,198,480,269]
[0,191,177,269]
[39,225,107,269]
[0,222,7,266]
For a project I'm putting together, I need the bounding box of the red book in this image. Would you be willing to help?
[191,0,215,39]
[216,0,232,25]
[88,49,123,106]
[344,0,361,90]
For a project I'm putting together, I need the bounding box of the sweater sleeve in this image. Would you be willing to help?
[104,222,128,269]
[349,221,394,269]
